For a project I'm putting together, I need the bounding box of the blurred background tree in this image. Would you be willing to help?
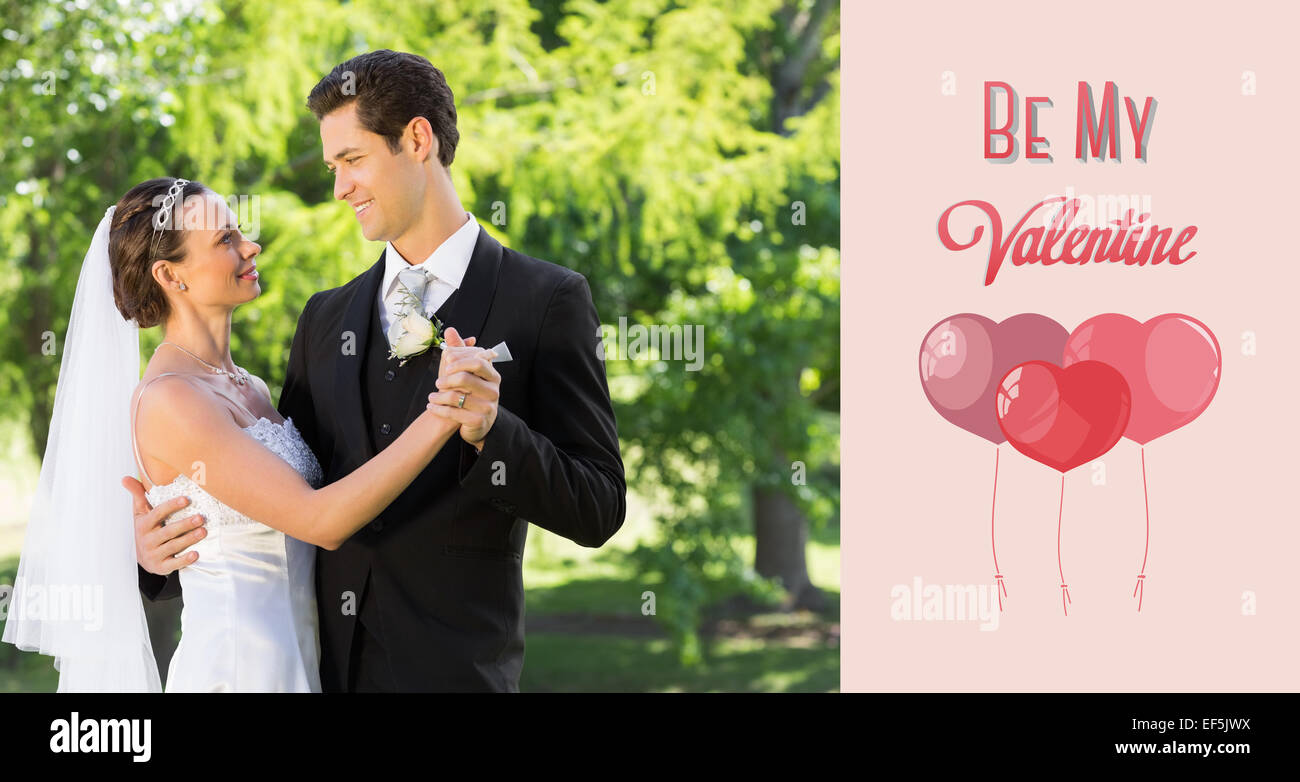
[0,0,839,690]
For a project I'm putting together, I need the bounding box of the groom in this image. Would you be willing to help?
[131,50,627,692]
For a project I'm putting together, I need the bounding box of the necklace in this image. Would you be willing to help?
[156,341,250,386]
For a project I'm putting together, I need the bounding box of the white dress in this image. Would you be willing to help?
[132,373,325,693]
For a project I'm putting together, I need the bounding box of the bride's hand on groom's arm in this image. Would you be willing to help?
[426,327,500,452]
[122,476,206,575]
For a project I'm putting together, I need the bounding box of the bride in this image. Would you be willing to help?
[1,177,493,692]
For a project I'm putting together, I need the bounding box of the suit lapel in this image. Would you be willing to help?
[334,250,386,466]
[400,225,505,425]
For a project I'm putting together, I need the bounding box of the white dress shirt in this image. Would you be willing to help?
[377,211,480,333]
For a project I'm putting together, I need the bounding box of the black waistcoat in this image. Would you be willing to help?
[360,289,460,452]
[356,288,461,531]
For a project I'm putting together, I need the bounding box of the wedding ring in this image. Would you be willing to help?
[457,393,467,408]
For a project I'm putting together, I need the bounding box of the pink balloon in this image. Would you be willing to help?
[920,313,1069,444]
[1063,314,1221,445]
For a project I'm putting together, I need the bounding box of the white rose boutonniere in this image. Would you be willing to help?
[387,306,446,367]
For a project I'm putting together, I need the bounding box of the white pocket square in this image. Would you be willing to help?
[488,341,513,362]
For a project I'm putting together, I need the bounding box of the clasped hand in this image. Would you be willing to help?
[426,326,501,451]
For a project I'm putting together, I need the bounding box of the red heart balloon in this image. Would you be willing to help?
[995,360,1132,473]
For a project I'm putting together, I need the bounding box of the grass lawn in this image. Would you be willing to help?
[518,499,840,692]
[521,633,839,692]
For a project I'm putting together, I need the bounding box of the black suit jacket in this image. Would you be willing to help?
[139,226,627,692]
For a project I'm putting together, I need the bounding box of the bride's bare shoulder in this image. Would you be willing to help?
[133,372,239,487]
[133,372,227,436]
[133,366,187,409]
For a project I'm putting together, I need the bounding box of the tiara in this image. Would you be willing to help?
[150,178,190,257]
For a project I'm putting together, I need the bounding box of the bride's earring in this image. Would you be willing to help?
[179,282,188,291]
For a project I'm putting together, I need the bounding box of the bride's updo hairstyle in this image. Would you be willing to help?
[109,177,210,328]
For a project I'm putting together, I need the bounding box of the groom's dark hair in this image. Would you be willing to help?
[307,49,459,168]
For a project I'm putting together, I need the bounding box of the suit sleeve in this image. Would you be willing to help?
[457,273,626,547]
[277,293,323,459]
[138,566,180,601]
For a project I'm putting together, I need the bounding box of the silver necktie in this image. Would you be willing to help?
[391,266,433,319]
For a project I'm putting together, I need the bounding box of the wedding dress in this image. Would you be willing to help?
[131,372,325,692]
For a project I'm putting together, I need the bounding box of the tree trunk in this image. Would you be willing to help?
[753,483,825,611]
[748,0,837,615]
[771,0,838,136]
[23,222,55,459]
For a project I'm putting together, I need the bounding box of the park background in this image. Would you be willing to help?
[0,0,840,692]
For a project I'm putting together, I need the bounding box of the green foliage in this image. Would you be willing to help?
[0,0,839,666]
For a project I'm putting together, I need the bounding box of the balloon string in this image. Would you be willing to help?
[1134,446,1151,612]
[991,447,1006,611]
[1058,473,1071,616]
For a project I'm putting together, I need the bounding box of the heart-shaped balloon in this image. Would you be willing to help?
[920,313,1069,444]
[1062,314,1221,445]
[995,360,1131,472]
